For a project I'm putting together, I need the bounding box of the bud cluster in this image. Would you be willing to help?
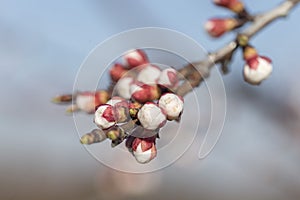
[53,49,185,164]
[90,49,185,164]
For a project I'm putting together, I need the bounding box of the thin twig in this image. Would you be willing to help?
[176,0,300,97]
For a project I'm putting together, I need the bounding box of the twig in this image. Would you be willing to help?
[176,0,300,97]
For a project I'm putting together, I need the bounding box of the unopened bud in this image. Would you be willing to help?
[158,93,184,120]
[158,68,179,90]
[243,56,273,85]
[136,64,161,85]
[110,63,128,82]
[115,77,134,99]
[123,49,148,68]
[132,137,157,164]
[213,0,245,13]
[80,129,107,145]
[137,103,167,130]
[205,18,238,38]
[75,90,110,114]
[94,104,116,129]
[242,46,273,85]
[131,82,161,103]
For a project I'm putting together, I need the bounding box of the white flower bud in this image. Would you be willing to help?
[132,138,157,164]
[137,64,161,85]
[115,77,134,99]
[75,91,109,114]
[94,104,116,129]
[137,103,166,130]
[158,93,184,120]
[243,56,273,85]
[123,49,148,68]
[76,92,95,113]
[158,68,179,89]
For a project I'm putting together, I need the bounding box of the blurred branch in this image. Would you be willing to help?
[176,0,300,96]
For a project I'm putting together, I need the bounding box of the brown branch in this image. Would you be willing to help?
[176,0,300,97]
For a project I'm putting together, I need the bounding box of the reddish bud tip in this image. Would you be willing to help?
[123,49,149,69]
[110,63,128,82]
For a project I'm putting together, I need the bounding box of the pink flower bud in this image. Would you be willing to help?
[76,90,109,114]
[115,77,134,99]
[123,49,148,69]
[243,56,273,85]
[205,18,238,38]
[213,0,244,13]
[132,137,157,164]
[137,103,166,130]
[94,104,116,129]
[136,64,161,85]
[110,63,128,82]
[158,68,179,89]
[159,93,184,120]
[130,82,161,103]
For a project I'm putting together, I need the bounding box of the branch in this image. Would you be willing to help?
[176,0,300,97]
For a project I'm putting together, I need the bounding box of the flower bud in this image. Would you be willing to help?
[205,18,238,38]
[243,46,273,85]
[130,82,161,103]
[123,49,148,68]
[75,91,109,114]
[213,0,244,13]
[243,56,273,85]
[80,129,107,145]
[75,92,95,113]
[137,103,166,130]
[158,93,184,120]
[157,68,179,90]
[110,63,128,82]
[115,77,134,99]
[94,104,116,129]
[137,64,161,85]
[132,137,157,164]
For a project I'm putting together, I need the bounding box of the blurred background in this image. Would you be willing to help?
[1,0,300,199]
